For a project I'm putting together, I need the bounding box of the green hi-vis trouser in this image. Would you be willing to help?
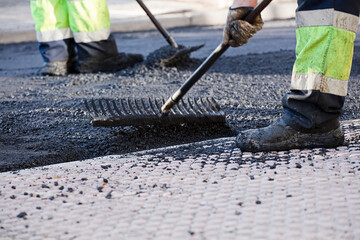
[30,0,118,63]
[282,0,360,131]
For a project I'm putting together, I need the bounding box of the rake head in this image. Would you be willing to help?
[84,97,226,127]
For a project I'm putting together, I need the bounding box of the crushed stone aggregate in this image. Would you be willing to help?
[0,25,359,173]
[0,123,359,239]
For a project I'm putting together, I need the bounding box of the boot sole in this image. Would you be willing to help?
[238,127,344,152]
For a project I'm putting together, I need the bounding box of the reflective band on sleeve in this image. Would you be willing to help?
[296,9,359,33]
[36,28,73,42]
[72,27,111,43]
[293,26,355,81]
[291,73,348,96]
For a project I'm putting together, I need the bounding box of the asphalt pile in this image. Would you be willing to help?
[0,37,359,172]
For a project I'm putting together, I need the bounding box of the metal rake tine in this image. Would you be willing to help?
[111,99,124,116]
[127,98,138,115]
[193,97,205,114]
[171,99,183,115]
[120,98,130,115]
[186,98,198,115]
[155,99,164,114]
[209,97,221,111]
[105,99,116,116]
[140,98,151,115]
[84,100,94,116]
[174,103,184,115]
[205,97,218,112]
[90,99,100,117]
[98,99,108,116]
[134,98,146,115]
[180,99,191,114]
[200,97,215,114]
[149,98,160,115]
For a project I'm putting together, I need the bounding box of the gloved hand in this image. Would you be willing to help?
[223,7,263,47]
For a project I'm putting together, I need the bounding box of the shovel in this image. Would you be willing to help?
[85,0,272,127]
[136,0,204,67]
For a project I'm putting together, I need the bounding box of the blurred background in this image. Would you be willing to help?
[0,0,297,44]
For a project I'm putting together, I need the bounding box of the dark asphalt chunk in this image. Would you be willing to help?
[101,165,112,170]
[145,45,202,68]
[105,191,113,199]
[17,212,27,219]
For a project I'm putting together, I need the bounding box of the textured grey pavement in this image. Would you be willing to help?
[1,0,360,239]
[1,119,360,239]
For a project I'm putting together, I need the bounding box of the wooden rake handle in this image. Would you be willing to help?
[136,0,179,48]
[161,0,273,115]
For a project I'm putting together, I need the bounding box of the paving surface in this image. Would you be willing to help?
[0,0,360,239]
[1,119,360,239]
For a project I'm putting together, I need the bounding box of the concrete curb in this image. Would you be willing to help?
[125,137,237,156]
[0,3,297,44]
[14,137,237,171]
[111,2,297,32]
[1,119,360,239]
[98,118,360,166]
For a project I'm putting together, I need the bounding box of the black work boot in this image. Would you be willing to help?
[236,118,344,152]
[75,52,143,73]
[39,58,76,76]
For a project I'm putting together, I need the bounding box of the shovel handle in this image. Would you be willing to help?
[161,0,272,115]
[136,0,179,48]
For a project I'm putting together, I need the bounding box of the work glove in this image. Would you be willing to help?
[223,7,263,47]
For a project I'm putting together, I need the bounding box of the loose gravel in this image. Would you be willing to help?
[0,28,359,172]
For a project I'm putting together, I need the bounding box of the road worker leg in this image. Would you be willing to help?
[31,0,76,76]
[237,0,360,152]
[282,0,360,131]
[67,0,143,73]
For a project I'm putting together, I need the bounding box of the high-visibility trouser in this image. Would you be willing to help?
[30,0,118,63]
[282,0,360,131]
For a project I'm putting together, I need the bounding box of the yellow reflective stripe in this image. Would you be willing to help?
[296,9,359,33]
[67,0,110,33]
[293,26,355,81]
[291,73,348,97]
[36,28,73,42]
[30,0,69,32]
[72,27,111,43]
